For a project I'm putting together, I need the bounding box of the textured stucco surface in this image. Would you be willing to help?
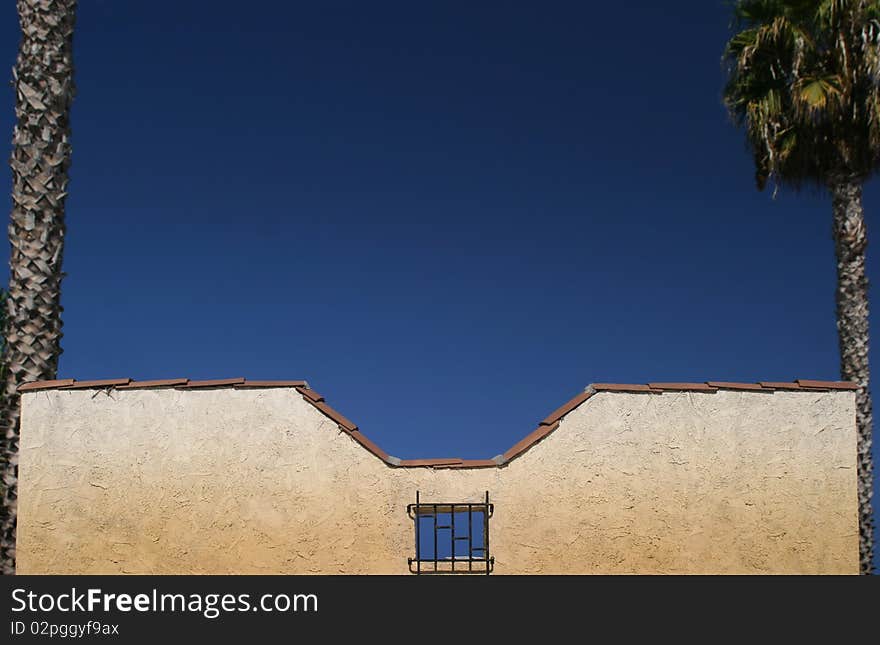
[16,387,858,574]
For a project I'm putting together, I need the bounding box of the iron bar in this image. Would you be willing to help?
[451,504,455,572]
[415,491,420,575]
[484,491,490,575]
[468,503,473,572]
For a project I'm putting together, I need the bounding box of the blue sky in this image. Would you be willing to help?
[1,1,876,569]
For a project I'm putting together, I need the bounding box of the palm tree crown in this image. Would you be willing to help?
[724,0,880,190]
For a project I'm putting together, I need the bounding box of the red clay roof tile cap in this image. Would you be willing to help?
[235,380,309,388]
[540,390,592,425]
[348,431,390,462]
[117,379,189,389]
[18,378,75,392]
[592,383,654,393]
[60,378,132,389]
[796,379,859,390]
[312,401,358,431]
[182,378,246,388]
[297,387,325,402]
[706,382,764,391]
[503,420,559,462]
[399,458,463,467]
[440,459,498,469]
[648,382,717,392]
[758,382,802,390]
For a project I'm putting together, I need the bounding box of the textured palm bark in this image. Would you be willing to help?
[0,0,76,575]
[831,179,874,575]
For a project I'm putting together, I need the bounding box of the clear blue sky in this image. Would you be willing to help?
[1,1,876,569]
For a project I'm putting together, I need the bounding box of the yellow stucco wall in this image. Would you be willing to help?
[16,386,858,574]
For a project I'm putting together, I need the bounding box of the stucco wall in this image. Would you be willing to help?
[16,386,858,574]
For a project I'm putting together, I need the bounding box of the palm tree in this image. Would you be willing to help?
[0,0,77,575]
[724,0,879,574]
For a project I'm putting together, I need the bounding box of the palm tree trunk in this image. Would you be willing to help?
[831,178,874,575]
[0,0,77,575]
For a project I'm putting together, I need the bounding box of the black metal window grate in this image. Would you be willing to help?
[407,491,494,575]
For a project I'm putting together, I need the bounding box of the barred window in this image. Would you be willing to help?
[407,491,494,574]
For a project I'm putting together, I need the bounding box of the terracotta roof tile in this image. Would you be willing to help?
[235,380,308,389]
[296,387,325,403]
[348,431,390,462]
[759,382,803,390]
[503,420,560,462]
[648,382,717,392]
[116,379,189,389]
[18,378,75,392]
[399,458,463,467]
[707,382,764,391]
[60,378,132,390]
[311,401,358,432]
[439,459,498,469]
[540,391,593,425]
[592,383,655,393]
[182,378,246,389]
[796,379,858,390]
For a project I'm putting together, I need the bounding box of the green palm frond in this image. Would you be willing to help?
[793,74,845,116]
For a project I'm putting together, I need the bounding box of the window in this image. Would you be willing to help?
[407,491,494,574]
